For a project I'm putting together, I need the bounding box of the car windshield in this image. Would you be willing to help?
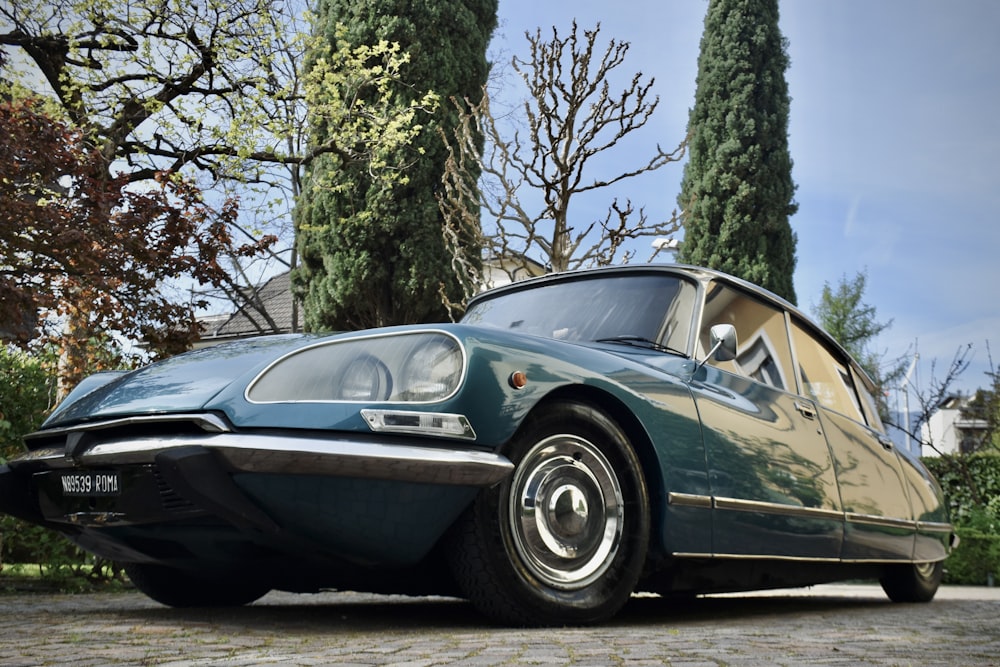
[462,273,697,354]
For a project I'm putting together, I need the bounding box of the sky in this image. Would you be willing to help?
[491,0,1000,402]
[6,1,996,405]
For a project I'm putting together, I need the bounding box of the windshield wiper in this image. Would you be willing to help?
[594,335,687,357]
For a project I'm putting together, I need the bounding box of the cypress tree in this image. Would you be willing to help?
[677,0,798,304]
[295,0,497,330]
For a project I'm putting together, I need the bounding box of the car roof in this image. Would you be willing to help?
[466,263,879,391]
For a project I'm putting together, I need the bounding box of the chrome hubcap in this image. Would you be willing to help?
[509,434,624,589]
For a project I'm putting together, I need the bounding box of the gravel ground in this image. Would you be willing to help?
[0,584,997,666]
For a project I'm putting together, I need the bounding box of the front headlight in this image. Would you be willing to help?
[396,335,464,401]
[339,354,393,401]
[247,331,465,404]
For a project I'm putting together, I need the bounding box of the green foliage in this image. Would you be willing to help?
[924,453,1000,525]
[0,347,76,576]
[812,271,904,418]
[0,346,55,463]
[294,0,498,330]
[1,0,311,186]
[2,1,297,365]
[0,346,122,586]
[924,453,1000,584]
[960,372,1000,452]
[943,528,1000,585]
[815,272,890,361]
[677,0,798,304]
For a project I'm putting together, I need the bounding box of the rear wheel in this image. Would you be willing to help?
[449,401,650,626]
[124,563,270,607]
[880,561,943,602]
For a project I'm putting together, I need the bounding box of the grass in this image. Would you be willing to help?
[0,562,133,594]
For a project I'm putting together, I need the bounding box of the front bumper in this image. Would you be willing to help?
[15,430,513,486]
[0,414,514,565]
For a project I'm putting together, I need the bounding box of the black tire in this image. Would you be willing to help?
[448,400,650,626]
[880,561,943,602]
[124,563,270,608]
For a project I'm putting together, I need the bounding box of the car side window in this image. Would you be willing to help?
[789,320,865,423]
[698,283,794,391]
[853,367,886,432]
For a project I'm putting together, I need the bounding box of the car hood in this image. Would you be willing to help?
[42,334,321,429]
[40,325,696,433]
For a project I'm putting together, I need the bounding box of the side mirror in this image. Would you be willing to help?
[709,324,738,362]
[694,324,738,376]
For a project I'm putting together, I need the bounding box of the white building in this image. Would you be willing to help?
[920,394,990,456]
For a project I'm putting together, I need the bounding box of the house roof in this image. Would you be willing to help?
[199,271,298,344]
[196,256,544,346]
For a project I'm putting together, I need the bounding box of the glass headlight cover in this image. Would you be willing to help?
[247,331,466,404]
[395,334,465,401]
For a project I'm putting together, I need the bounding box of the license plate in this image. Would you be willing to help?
[60,471,121,497]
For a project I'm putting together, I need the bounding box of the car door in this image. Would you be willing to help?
[689,283,843,559]
[850,366,952,562]
[789,319,915,561]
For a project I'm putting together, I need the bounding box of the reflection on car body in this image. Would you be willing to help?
[0,265,956,626]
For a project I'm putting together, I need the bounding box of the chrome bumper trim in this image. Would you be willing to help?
[915,520,955,533]
[670,551,944,565]
[14,433,514,487]
[667,492,713,509]
[845,512,915,530]
[24,413,232,442]
[713,496,844,522]
[669,493,844,521]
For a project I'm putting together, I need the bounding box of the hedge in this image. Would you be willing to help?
[943,529,1000,585]
[923,453,1000,585]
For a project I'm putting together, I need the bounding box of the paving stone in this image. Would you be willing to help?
[0,585,997,665]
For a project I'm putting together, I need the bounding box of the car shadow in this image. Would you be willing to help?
[114,590,894,633]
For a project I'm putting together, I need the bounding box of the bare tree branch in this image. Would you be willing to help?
[438,21,686,303]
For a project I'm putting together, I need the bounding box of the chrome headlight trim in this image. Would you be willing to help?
[245,330,467,405]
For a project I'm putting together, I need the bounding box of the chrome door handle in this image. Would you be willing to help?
[794,401,817,419]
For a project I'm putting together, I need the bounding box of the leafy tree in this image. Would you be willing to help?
[813,271,906,420]
[955,346,1000,453]
[1,0,308,186]
[439,21,685,308]
[2,2,437,354]
[814,272,896,376]
[1,0,311,357]
[294,0,498,330]
[0,95,275,388]
[677,0,798,303]
[962,388,1000,452]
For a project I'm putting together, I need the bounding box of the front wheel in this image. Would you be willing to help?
[880,561,943,602]
[124,563,270,608]
[448,401,650,626]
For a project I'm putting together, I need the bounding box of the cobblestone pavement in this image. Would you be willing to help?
[0,584,997,666]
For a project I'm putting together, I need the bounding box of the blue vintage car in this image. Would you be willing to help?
[0,265,956,625]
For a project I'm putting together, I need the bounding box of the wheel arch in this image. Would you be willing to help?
[514,384,667,547]
[447,383,659,624]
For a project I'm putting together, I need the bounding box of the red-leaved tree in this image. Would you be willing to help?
[0,96,275,388]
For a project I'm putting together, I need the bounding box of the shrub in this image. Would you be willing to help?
[0,346,83,574]
[923,452,1000,526]
[943,529,1000,585]
[924,453,1000,585]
